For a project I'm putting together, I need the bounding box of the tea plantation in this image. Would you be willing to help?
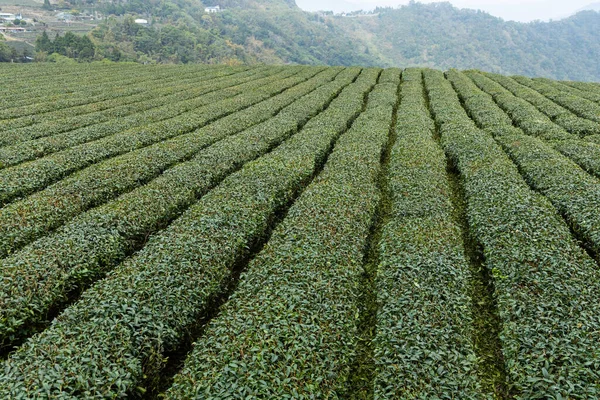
[0,63,599,399]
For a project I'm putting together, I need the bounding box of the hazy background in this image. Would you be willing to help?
[295,0,600,22]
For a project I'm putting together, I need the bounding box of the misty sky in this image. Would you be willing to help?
[294,0,599,22]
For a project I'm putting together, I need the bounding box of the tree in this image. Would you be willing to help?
[108,47,121,61]
[78,35,95,60]
[34,51,48,62]
[35,31,52,53]
[0,42,11,62]
[22,47,32,61]
[43,0,52,10]
[34,30,98,61]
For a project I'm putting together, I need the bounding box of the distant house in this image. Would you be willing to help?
[0,26,26,32]
[0,13,16,22]
[55,12,74,21]
[134,18,148,25]
[204,6,221,13]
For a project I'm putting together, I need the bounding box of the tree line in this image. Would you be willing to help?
[35,31,95,61]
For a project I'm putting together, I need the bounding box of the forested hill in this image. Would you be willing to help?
[72,0,378,67]
[26,0,600,80]
[342,2,600,81]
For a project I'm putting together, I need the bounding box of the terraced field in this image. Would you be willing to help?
[0,64,599,399]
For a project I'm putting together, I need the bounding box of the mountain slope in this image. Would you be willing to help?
[337,2,600,81]
[84,0,382,66]
[25,0,600,80]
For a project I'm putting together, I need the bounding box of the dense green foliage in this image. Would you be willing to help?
[1,64,600,397]
[0,41,13,62]
[483,71,600,137]
[86,4,375,66]
[166,68,387,398]
[434,68,600,397]
[0,66,365,398]
[35,31,95,62]
[0,65,336,349]
[0,67,293,247]
[465,70,600,179]
[373,68,481,397]
[0,65,234,135]
[512,75,600,123]
[449,68,600,289]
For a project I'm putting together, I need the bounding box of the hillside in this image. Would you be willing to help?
[1,63,600,397]
[2,1,600,79]
[99,1,378,66]
[14,0,380,66]
[339,2,600,81]
[86,1,600,80]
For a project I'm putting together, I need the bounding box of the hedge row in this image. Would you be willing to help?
[512,75,600,123]
[164,68,389,399]
[449,71,513,128]
[465,70,600,179]
[0,64,147,110]
[0,67,296,206]
[373,68,481,398]
[378,67,402,83]
[0,66,267,148]
[0,65,351,350]
[0,68,200,131]
[0,63,111,89]
[547,140,600,178]
[0,67,310,258]
[0,64,193,120]
[0,62,125,82]
[496,134,600,258]
[535,77,600,104]
[464,71,573,141]
[484,72,600,137]
[0,68,378,399]
[0,75,239,162]
[449,70,600,262]
[427,68,600,397]
[1,62,138,88]
[0,84,149,131]
[0,68,277,168]
[561,80,600,97]
[0,66,237,136]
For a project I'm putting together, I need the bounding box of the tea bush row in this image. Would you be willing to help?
[427,68,600,397]
[0,66,273,148]
[0,67,309,258]
[0,66,242,143]
[0,68,378,399]
[165,68,393,399]
[484,72,600,137]
[0,66,351,349]
[374,68,481,398]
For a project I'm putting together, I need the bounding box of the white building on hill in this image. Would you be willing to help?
[204,6,221,13]
[0,13,16,22]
